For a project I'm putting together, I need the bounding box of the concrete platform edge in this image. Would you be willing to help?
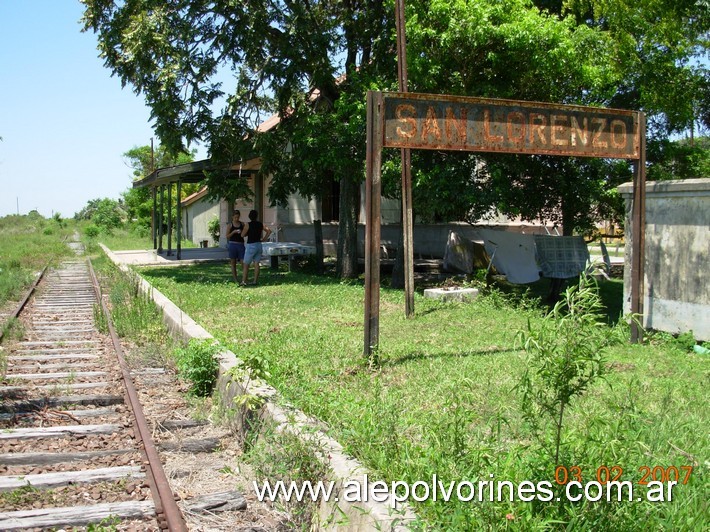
[100,244,418,531]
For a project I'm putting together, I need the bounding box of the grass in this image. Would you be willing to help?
[245,422,330,529]
[131,259,708,530]
[588,242,624,258]
[488,276,625,324]
[0,214,75,308]
[90,252,177,352]
[87,224,198,251]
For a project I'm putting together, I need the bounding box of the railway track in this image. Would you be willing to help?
[0,240,289,531]
[0,255,189,530]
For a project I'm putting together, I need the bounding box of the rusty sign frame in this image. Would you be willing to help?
[364,91,647,356]
[383,92,640,158]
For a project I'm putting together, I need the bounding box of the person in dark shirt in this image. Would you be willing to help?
[226,210,245,283]
[241,209,272,286]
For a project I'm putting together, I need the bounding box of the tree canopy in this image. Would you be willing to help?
[82,0,391,276]
[81,0,708,254]
[74,197,124,232]
[398,0,708,233]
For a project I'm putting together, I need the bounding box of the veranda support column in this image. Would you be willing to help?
[152,186,157,250]
[158,185,164,254]
[177,179,182,260]
[167,184,172,256]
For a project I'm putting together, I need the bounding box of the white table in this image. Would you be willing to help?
[261,242,316,270]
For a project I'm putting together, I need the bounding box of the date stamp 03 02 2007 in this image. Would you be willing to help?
[554,465,694,486]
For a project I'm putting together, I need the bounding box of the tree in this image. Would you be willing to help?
[399,0,708,234]
[75,198,124,232]
[82,0,391,278]
[647,136,710,181]
[123,144,197,180]
[82,0,708,263]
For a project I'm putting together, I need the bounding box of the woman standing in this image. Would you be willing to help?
[226,210,245,283]
[241,209,271,286]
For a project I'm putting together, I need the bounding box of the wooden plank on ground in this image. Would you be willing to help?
[0,499,155,530]
[158,438,220,453]
[8,354,99,362]
[0,382,110,393]
[18,340,99,346]
[181,490,247,513]
[0,465,144,491]
[0,394,124,413]
[0,407,118,421]
[158,419,209,432]
[12,349,98,356]
[7,371,106,380]
[0,423,120,440]
[9,362,95,371]
[0,448,133,466]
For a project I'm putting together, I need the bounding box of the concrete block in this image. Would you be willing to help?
[423,287,479,302]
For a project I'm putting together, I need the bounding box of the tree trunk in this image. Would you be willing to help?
[561,195,575,236]
[336,176,358,278]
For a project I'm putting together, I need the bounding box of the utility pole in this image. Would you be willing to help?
[396,0,415,317]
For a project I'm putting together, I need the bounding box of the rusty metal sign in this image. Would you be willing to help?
[383,92,639,159]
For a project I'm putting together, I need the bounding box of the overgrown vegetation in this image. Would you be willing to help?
[246,423,330,529]
[89,252,178,371]
[0,213,73,308]
[516,278,617,465]
[134,262,707,529]
[228,350,272,412]
[74,192,199,251]
[0,485,43,508]
[207,217,220,245]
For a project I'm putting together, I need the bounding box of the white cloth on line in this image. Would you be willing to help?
[478,229,540,284]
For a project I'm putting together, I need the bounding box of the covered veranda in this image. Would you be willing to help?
[133,159,256,260]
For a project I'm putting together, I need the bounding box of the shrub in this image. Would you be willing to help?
[84,225,100,238]
[674,330,697,352]
[173,339,221,397]
[207,217,220,244]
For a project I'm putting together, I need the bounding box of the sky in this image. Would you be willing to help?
[0,1,205,219]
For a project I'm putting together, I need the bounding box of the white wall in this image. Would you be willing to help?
[357,183,400,224]
[620,179,710,340]
[183,199,220,246]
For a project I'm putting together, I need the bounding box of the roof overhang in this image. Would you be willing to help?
[133,158,258,189]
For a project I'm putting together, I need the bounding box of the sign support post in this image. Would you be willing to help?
[630,112,646,343]
[395,0,415,317]
[364,91,384,358]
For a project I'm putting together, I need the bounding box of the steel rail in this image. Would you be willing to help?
[0,265,48,343]
[86,258,188,532]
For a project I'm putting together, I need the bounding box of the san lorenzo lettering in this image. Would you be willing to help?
[383,93,638,159]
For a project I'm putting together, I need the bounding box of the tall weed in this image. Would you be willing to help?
[173,339,221,397]
[516,277,611,465]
